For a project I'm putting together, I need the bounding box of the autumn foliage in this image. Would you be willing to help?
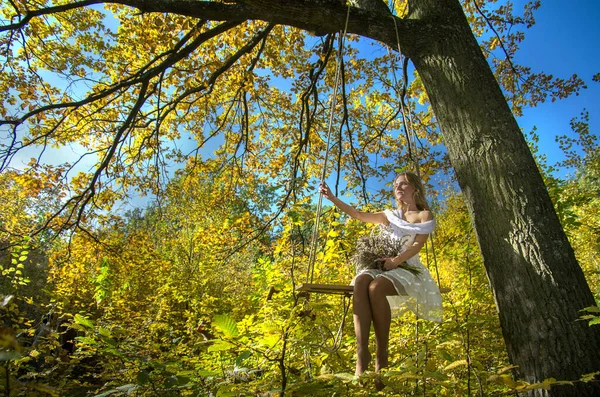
[1,0,599,396]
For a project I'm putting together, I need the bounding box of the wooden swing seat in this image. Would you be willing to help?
[296,283,451,295]
[296,283,354,295]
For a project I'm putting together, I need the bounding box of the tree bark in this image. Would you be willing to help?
[405,0,600,395]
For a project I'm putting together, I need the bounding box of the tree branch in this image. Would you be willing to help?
[0,1,104,32]
[11,0,432,56]
[0,20,237,128]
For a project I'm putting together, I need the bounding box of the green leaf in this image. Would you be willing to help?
[98,327,113,338]
[115,384,138,393]
[589,317,600,326]
[75,336,98,346]
[208,340,235,352]
[257,333,280,348]
[581,306,600,313]
[235,350,252,367]
[213,313,239,338]
[176,375,191,386]
[74,314,94,329]
[333,372,355,382]
[496,365,519,374]
[163,376,177,388]
[29,383,60,397]
[137,370,149,385]
[288,211,299,222]
[0,351,22,361]
[580,371,600,382]
[423,370,449,381]
[437,349,453,362]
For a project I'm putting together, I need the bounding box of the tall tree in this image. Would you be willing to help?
[402,2,600,396]
[1,1,598,395]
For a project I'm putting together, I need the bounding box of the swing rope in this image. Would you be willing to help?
[302,9,446,293]
[298,7,352,356]
[297,4,449,372]
[308,294,352,353]
[306,6,351,285]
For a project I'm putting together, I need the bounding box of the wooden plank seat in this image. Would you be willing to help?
[296,283,354,295]
[296,283,451,295]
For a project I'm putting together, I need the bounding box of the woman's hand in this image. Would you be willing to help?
[319,182,334,200]
[379,257,399,271]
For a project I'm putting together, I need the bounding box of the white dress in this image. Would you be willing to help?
[353,208,443,323]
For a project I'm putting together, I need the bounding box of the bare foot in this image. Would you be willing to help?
[355,348,371,376]
[375,353,388,373]
[375,355,388,391]
[374,375,385,391]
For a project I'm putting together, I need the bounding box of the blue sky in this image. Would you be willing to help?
[4,0,597,209]
[331,0,600,202]
[323,0,600,204]
[514,0,599,174]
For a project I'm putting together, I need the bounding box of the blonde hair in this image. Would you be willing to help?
[394,172,430,211]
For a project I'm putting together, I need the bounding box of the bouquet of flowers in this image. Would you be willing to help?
[350,229,421,276]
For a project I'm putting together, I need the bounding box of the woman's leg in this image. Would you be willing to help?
[368,277,403,372]
[353,274,374,375]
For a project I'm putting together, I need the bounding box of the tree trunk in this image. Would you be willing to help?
[405,0,600,395]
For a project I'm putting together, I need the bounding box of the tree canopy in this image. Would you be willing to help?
[2,0,584,236]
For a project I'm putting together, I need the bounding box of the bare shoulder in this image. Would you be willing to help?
[420,210,434,222]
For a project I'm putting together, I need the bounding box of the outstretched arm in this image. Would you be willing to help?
[319,182,388,225]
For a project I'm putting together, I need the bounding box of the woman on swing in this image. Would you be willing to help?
[319,172,442,377]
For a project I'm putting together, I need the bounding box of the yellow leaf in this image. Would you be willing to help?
[497,365,519,374]
[499,374,519,388]
[444,359,468,371]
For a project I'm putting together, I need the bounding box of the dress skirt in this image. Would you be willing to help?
[353,257,443,323]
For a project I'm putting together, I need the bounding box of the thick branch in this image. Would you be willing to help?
[107,0,430,55]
